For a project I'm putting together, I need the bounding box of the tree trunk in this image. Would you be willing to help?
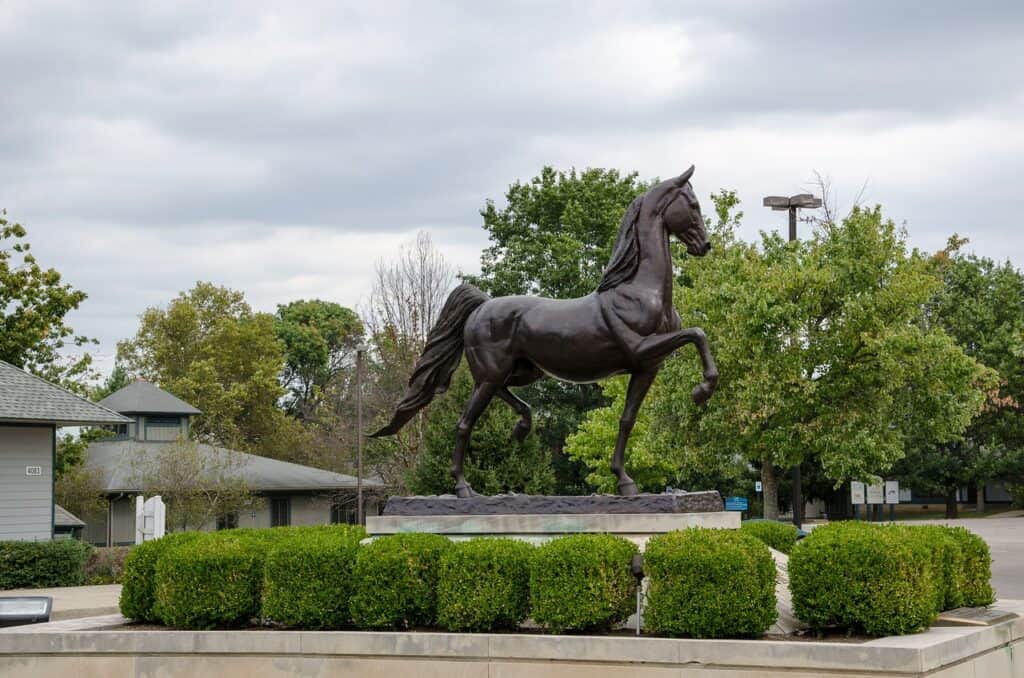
[761,464,779,520]
[945,489,959,519]
[976,481,986,514]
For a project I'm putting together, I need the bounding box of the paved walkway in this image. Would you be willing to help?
[0,584,120,621]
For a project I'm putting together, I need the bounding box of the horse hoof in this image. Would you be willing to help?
[692,382,713,406]
[512,420,531,442]
[618,479,639,496]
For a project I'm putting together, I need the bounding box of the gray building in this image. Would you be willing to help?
[84,380,383,545]
[0,360,128,541]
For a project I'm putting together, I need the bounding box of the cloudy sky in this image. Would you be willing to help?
[2,1,1021,376]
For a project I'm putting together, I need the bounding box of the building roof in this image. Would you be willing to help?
[54,504,86,528]
[0,360,129,426]
[97,380,202,416]
[87,440,383,493]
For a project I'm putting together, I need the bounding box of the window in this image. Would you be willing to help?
[270,497,291,527]
[330,501,358,525]
[216,513,238,530]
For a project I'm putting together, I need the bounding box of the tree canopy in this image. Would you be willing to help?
[275,299,363,420]
[0,212,95,389]
[117,282,308,459]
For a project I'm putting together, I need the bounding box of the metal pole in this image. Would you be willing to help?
[788,206,802,530]
[356,347,364,525]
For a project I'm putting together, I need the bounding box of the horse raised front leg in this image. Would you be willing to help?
[451,381,499,498]
[633,327,718,405]
[611,370,658,496]
[497,387,532,442]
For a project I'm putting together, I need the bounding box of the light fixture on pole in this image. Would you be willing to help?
[355,344,368,525]
[762,192,822,529]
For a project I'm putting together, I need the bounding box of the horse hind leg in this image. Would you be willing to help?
[451,381,499,498]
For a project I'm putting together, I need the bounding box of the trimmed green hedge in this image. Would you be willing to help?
[945,526,995,607]
[436,538,534,632]
[0,539,93,590]
[261,529,364,629]
[349,533,452,629]
[154,536,264,629]
[120,532,202,622]
[530,534,638,634]
[789,522,937,636]
[892,525,964,612]
[644,528,776,638]
[740,521,799,555]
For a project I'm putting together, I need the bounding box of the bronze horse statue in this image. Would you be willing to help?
[372,166,718,497]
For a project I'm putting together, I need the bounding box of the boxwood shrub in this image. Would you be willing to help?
[154,536,264,629]
[892,525,964,612]
[349,533,452,629]
[0,539,92,590]
[261,530,363,629]
[789,522,937,636]
[530,534,638,633]
[644,528,776,638]
[944,526,994,607]
[0,539,93,590]
[740,520,799,555]
[120,532,202,622]
[436,538,534,632]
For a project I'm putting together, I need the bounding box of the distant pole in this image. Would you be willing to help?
[762,193,822,528]
[356,345,367,525]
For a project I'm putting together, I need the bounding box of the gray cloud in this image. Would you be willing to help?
[1,0,1021,375]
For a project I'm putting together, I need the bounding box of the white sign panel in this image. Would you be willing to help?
[850,481,865,505]
[135,495,167,544]
[755,481,763,493]
[885,480,900,505]
[899,488,913,503]
[25,466,42,476]
[866,483,884,505]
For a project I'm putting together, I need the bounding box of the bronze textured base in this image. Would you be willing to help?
[382,491,724,516]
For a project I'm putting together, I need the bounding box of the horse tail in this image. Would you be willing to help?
[369,283,490,437]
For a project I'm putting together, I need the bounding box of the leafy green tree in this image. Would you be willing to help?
[275,299,363,420]
[117,282,309,460]
[92,362,132,401]
[0,211,96,389]
[465,168,651,493]
[894,241,1024,516]
[567,202,991,518]
[407,365,555,495]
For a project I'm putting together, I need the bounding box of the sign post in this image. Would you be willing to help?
[866,483,884,521]
[850,481,865,519]
[885,480,899,521]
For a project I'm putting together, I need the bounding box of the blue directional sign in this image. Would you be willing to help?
[725,496,749,511]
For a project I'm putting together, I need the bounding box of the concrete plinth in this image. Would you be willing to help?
[365,511,739,549]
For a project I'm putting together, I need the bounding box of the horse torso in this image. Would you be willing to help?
[462,287,678,384]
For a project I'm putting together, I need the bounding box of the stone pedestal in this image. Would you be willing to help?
[366,500,738,550]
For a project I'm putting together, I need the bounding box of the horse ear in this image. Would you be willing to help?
[674,165,695,186]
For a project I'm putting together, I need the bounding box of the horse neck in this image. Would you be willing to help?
[632,215,673,303]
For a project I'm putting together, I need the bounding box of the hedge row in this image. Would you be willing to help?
[789,522,995,636]
[121,529,642,634]
[0,539,93,590]
[739,520,799,555]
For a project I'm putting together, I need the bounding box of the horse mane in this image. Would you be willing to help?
[597,195,644,292]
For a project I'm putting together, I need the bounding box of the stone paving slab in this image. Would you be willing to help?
[0,584,121,621]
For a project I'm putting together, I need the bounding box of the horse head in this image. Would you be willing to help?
[648,166,710,256]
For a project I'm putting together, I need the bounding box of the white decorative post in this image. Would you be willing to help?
[135,495,167,544]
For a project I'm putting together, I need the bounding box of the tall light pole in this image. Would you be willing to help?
[762,193,822,528]
[355,345,368,525]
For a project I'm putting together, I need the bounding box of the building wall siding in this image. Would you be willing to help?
[0,426,54,541]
